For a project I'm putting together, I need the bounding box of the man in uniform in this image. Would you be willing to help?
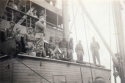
[59,37,68,60]
[48,36,56,58]
[68,37,73,61]
[35,18,46,57]
[52,37,62,59]
[25,27,35,55]
[90,37,100,65]
[75,40,84,63]
[6,21,15,39]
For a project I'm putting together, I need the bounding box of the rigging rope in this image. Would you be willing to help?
[86,19,97,78]
[70,0,79,33]
[109,0,112,70]
[71,0,79,41]
[81,9,94,83]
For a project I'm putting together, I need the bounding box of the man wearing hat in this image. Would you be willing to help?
[35,18,46,57]
[75,40,84,63]
[6,21,15,39]
[59,37,68,60]
[48,36,56,58]
[90,37,100,65]
[30,9,38,18]
[25,27,35,55]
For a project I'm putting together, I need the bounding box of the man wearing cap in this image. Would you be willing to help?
[90,37,100,65]
[15,28,22,41]
[75,40,84,63]
[7,0,18,10]
[35,18,46,57]
[25,27,35,55]
[39,10,46,20]
[30,9,38,18]
[15,28,22,53]
[59,37,68,60]
[6,21,15,39]
[68,37,73,61]
[48,36,56,58]
[51,37,62,59]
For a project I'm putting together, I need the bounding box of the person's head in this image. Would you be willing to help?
[10,21,15,27]
[78,40,81,44]
[39,18,45,23]
[92,37,95,41]
[70,37,73,42]
[49,36,53,42]
[33,9,37,14]
[16,28,21,34]
[28,27,33,33]
[8,0,13,6]
[63,37,66,41]
[40,10,45,15]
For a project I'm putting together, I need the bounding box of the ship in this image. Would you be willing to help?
[0,0,124,83]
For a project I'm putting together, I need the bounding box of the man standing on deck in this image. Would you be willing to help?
[35,18,46,57]
[59,37,68,60]
[68,37,73,61]
[90,37,100,65]
[75,40,84,63]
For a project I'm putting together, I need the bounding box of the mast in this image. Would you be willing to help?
[62,0,69,40]
[113,0,125,82]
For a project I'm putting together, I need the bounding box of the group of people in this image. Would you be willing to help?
[75,38,100,65]
[0,17,101,65]
[3,0,46,25]
[0,0,101,65]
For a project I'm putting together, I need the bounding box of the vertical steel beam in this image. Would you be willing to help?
[62,0,69,41]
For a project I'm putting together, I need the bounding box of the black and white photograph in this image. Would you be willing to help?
[0,0,124,83]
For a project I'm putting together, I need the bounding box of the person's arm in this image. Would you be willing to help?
[75,45,78,53]
[90,43,92,51]
[97,42,100,49]
[82,45,84,54]
[36,21,45,30]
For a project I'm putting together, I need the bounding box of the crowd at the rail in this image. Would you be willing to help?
[0,0,101,65]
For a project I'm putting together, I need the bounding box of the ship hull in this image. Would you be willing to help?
[0,55,111,83]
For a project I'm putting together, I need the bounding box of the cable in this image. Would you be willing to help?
[109,0,112,70]
[111,0,119,53]
[69,0,79,33]
[81,10,94,83]
[14,57,51,83]
[71,0,79,42]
